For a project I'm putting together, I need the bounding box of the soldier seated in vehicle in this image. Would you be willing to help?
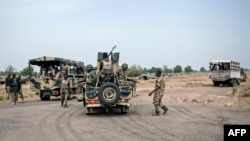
[39,65,47,78]
[116,63,128,81]
[86,64,97,87]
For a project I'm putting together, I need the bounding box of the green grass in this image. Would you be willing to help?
[244,90,250,97]
[0,95,4,101]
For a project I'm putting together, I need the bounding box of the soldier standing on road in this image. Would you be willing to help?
[9,73,18,105]
[60,74,69,108]
[148,70,168,116]
[5,74,11,101]
[17,75,24,103]
[61,61,69,76]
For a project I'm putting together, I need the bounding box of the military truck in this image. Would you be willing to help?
[82,46,135,114]
[208,60,241,86]
[29,56,85,100]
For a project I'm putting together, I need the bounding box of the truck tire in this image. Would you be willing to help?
[40,92,50,101]
[98,82,120,106]
[213,81,219,86]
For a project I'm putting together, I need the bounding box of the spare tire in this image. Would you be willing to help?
[98,82,120,106]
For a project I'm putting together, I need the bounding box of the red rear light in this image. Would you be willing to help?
[88,99,97,104]
[121,99,129,103]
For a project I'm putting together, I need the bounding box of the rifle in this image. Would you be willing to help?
[108,45,116,57]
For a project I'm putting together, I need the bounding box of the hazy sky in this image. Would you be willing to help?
[1,0,249,72]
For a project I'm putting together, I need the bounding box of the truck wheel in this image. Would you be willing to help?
[98,82,120,106]
[40,92,50,101]
[213,81,219,86]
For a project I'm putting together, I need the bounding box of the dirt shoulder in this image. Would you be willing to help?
[1,72,250,111]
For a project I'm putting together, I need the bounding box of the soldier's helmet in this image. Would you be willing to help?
[121,63,128,70]
[86,64,93,72]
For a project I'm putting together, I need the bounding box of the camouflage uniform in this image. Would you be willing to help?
[5,74,11,101]
[60,75,69,108]
[17,76,24,102]
[116,69,127,81]
[151,75,168,116]
[9,74,18,105]
[86,70,97,86]
[153,77,165,111]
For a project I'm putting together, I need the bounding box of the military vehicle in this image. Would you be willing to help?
[29,56,85,100]
[208,60,241,86]
[82,46,135,114]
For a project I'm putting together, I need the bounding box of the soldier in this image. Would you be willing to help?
[116,63,128,81]
[60,74,69,108]
[40,65,47,78]
[5,74,11,101]
[61,61,69,76]
[86,64,97,86]
[148,70,168,116]
[100,53,112,70]
[117,63,138,96]
[9,73,18,105]
[17,75,24,103]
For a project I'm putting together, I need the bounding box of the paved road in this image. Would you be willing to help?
[1,93,250,141]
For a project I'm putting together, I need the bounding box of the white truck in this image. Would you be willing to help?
[208,60,241,86]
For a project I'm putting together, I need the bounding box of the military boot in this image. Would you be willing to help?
[152,111,160,116]
[162,105,168,115]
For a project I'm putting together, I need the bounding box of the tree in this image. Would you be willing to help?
[147,67,162,74]
[163,65,168,73]
[19,66,34,76]
[5,65,16,74]
[200,67,207,72]
[127,65,143,77]
[184,65,193,73]
[173,65,182,73]
[166,68,173,73]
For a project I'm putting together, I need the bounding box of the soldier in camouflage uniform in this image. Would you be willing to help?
[116,63,128,81]
[86,64,97,87]
[117,63,138,97]
[77,64,97,102]
[5,74,11,101]
[17,75,24,103]
[148,70,168,116]
[9,73,18,105]
[60,74,69,108]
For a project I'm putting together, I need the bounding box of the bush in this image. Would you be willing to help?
[244,91,250,97]
[0,95,4,101]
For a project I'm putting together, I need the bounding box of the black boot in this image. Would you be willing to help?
[152,111,160,116]
[162,105,168,115]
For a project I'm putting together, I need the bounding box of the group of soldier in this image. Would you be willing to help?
[5,73,24,105]
[4,54,169,116]
[44,54,168,116]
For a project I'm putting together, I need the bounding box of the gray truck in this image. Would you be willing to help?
[208,60,241,86]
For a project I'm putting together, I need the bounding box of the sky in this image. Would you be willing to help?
[0,0,249,72]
